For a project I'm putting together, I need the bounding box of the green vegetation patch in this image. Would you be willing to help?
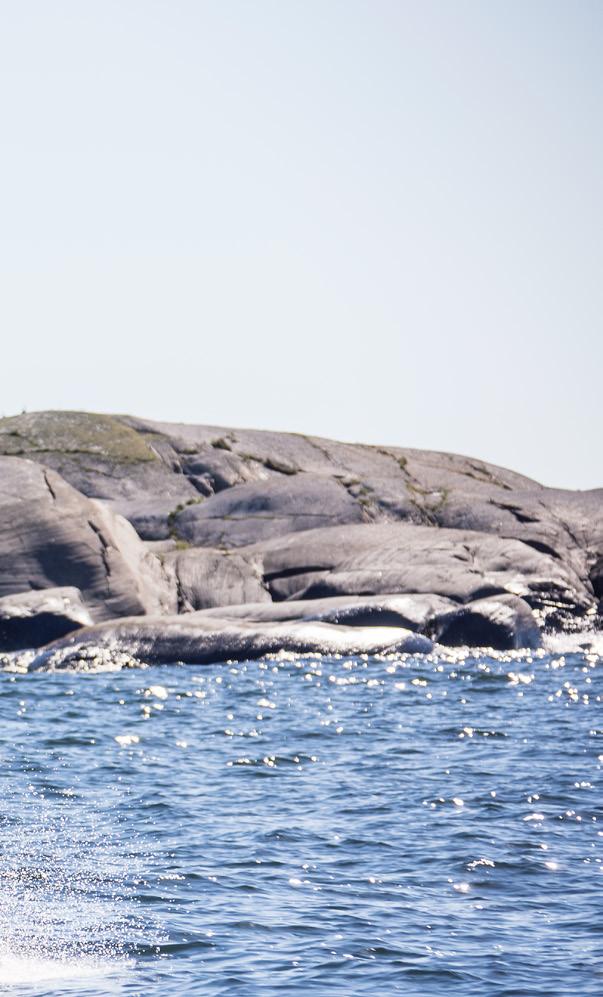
[167,496,204,540]
[0,411,157,463]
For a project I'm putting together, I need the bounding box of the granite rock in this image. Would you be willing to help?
[0,411,600,654]
[196,592,456,630]
[25,614,433,671]
[167,546,271,612]
[249,522,592,625]
[171,474,365,548]
[0,457,174,620]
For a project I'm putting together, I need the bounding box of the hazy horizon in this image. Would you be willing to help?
[2,1,601,489]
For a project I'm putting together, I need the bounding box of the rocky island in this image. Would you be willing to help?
[0,411,601,670]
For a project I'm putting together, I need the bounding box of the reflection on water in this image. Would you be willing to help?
[0,649,601,995]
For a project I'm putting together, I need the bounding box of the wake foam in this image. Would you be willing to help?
[0,781,146,988]
[0,951,122,986]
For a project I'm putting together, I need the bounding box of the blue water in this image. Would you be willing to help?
[0,650,601,996]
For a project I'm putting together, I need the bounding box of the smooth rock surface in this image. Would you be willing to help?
[249,522,591,623]
[25,615,433,671]
[172,474,365,547]
[196,591,542,650]
[196,592,457,630]
[0,457,174,620]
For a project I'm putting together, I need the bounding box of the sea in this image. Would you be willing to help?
[0,648,601,996]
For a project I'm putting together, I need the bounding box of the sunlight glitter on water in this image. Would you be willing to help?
[0,777,150,993]
[0,650,601,995]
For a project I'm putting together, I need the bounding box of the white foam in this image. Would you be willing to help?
[542,631,603,655]
[0,782,149,991]
[0,951,123,986]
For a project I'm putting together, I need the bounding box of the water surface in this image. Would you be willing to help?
[0,650,601,995]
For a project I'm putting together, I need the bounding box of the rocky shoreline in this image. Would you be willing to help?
[0,411,600,671]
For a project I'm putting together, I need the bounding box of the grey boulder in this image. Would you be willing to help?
[25,613,433,671]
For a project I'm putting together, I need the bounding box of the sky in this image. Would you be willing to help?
[1,0,601,489]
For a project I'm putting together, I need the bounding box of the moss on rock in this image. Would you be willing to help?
[0,411,156,463]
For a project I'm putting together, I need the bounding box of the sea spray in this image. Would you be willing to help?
[0,772,153,988]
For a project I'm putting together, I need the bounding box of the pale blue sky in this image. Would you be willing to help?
[1,1,601,488]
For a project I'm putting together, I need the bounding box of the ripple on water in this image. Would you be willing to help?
[0,651,601,995]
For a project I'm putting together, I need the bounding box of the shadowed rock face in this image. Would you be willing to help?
[0,457,174,621]
[0,411,600,662]
[424,594,542,650]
